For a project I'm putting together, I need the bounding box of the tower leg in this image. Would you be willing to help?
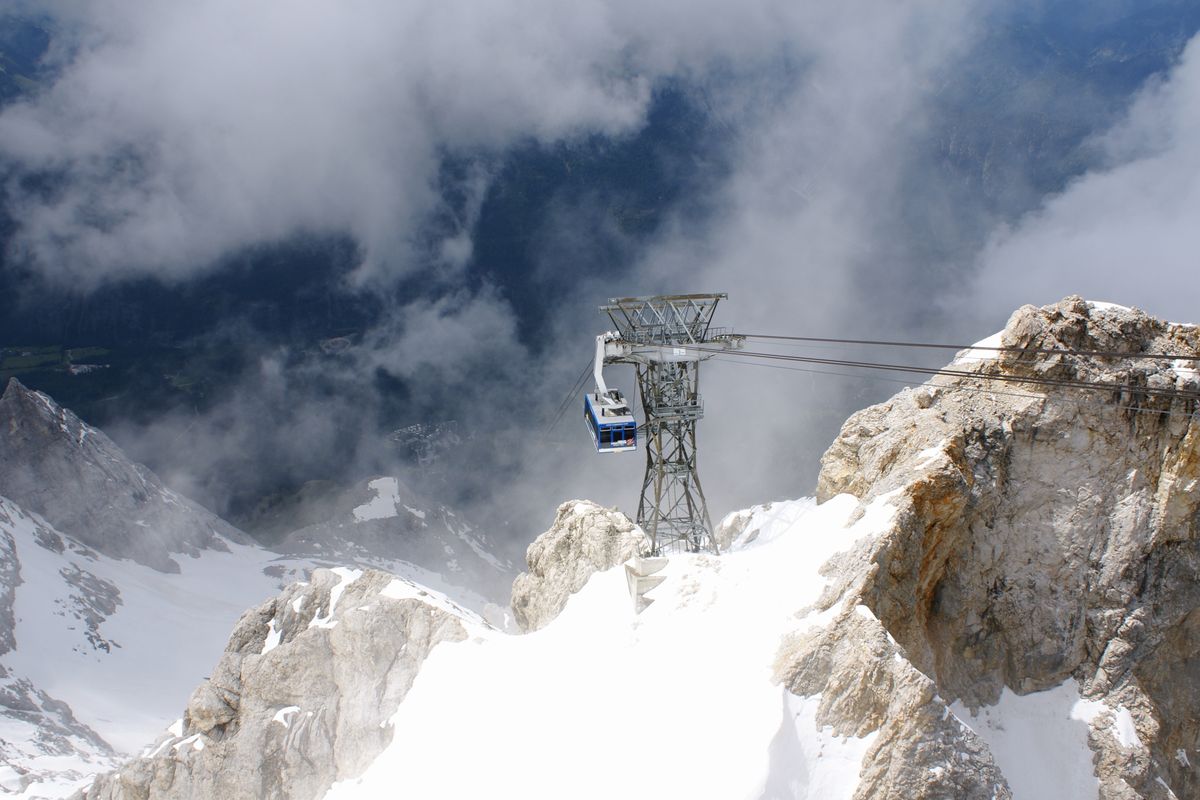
[635,361,715,554]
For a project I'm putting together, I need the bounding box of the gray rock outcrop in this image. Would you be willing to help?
[79,568,468,800]
[780,297,1200,799]
[0,379,247,572]
[510,500,648,632]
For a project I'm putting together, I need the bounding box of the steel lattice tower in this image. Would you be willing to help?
[600,294,743,554]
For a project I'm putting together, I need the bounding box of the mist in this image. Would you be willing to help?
[2,0,1197,552]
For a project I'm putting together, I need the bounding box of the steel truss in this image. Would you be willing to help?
[600,294,742,554]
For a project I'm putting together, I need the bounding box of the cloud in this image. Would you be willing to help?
[0,0,656,285]
[966,33,1200,325]
[0,0,914,288]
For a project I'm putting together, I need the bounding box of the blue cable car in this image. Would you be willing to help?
[584,390,638,453]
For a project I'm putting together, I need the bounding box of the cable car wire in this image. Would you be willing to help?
[696,345,1200,403]
[741,333,1199,362]
[710,355,1200,422]
[544,359,594,434]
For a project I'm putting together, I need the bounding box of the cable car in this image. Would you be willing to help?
[584,390,637,453]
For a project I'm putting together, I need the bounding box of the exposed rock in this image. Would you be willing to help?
[0,524,17,657]
[0,379,247,572]
[784,297,1200,799]
[79,568,469,800]
[510,501,648,632]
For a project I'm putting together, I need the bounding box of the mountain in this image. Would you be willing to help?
[0,380,511,798]
[0,495,311,798]
[77,298,1200,799]
[0,378,248,573]
[275,476,514,609]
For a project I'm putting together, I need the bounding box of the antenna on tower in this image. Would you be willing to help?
[591,293,743,554]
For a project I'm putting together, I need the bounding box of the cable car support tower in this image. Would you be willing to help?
[599,294,743,555]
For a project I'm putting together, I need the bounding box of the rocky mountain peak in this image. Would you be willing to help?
[0,377,246,572]
[795,297,1200,798]
[509,500,648,632]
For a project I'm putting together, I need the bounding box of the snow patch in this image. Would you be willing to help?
[272,706,301,729]
[261,618,282,654]
[309,568,362,630]
[950,679,1099,800]
[1112,705,1142,750]
[352,478,401,522]
[1087,301,1133,313]
[953,331,1004,366]
[760,692,878,800]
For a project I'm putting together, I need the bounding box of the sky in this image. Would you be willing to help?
[1,0,1197,545]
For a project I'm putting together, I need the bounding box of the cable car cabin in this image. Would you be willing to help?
[584,391,637,453]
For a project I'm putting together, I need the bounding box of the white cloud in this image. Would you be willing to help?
[1,0,942,288]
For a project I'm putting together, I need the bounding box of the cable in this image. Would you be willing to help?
[544,359,593,434]
[742,333,1199,363]
[696,345,1200,403]
[710,356,1200,420]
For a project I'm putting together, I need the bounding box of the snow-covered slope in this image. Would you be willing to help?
[0,496,319,796]
[0,495,311,798]
[326,495,888,800]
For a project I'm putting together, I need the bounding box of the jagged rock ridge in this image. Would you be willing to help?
[80,569,470,800]
[0,378,247,572]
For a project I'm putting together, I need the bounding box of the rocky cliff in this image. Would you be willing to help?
[509,500,647,632]
[79,568,470,800]
[778,297,1199,799]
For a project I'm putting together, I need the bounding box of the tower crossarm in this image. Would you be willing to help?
[602,335,745,367]
[601,293,729,346]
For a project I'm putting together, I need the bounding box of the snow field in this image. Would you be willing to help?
[325,493,889,800]
[3,507,300,754]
